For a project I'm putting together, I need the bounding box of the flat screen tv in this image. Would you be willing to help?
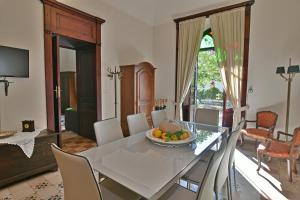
[0,45,29,78]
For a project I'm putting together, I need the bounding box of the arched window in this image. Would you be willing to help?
[191,28,224,109]
[200,29,214,49]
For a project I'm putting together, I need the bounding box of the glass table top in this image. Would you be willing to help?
[80,122,227,199]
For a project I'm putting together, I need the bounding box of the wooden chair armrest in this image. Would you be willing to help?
[245,120,256,123]
[277,131,293,140]
[244,120,256,129]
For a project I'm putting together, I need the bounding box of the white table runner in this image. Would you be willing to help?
[0,130,41,158]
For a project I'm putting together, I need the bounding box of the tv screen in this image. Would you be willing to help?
[0,45,29,77]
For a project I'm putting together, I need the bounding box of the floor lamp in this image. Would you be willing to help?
[276,58,300,141]
[107,66,122,118]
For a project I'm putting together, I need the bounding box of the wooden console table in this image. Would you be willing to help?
[0,130,58,188]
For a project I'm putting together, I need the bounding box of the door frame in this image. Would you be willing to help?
[42,0,105,141]
[52,35,62,133]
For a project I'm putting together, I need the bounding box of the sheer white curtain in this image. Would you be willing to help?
[210,7,248,129]
[175,17,206,120]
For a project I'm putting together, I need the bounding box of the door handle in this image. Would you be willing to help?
[54,86,62,99]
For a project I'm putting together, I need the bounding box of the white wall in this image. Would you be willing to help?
[153,22,177,119]
[1,0,299,132]
[58,0,154,120]
[247,0,300,132]
[0,0,46,130]
[0,0,154,130]
[153,0,300,132]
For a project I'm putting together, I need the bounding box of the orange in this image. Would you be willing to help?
[152,129,162,138]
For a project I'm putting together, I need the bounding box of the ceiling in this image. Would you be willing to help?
[59,0,246,25]
[100,0,245,25]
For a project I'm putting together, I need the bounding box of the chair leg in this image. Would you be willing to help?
[226,177,232,200]
[239,134,244,146]
[293,159,298,174]
[215,190,219,200]
[257,151,263,171]
[228,170,233,199]
[287,159,293,182]
[232,161,237,191]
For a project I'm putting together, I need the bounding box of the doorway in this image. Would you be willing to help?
[51,35,98,151]
[43,0,104,150]
[52,36,98,151]
[185,29,233,127]
[59,47,77,132]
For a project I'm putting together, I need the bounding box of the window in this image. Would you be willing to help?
[191,29,224,109]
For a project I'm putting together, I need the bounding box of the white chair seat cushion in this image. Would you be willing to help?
[182,158,210,184]
[158,184,196,200]
[100,178,141,200]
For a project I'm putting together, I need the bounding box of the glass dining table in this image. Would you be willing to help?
[80,121,227,200]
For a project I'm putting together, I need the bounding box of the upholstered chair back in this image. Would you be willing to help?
[292,127,300,146]
[51,144,102,200]
[127,113,149,135]
[215,120,245,193]
[94,118,123,146]
[195,108,219,126]
[196,138,226,200]
[151,110,168,128]
[256,111,278,131]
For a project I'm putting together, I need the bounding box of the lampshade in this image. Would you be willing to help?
[276,66,285,74]
[287,65,300,74]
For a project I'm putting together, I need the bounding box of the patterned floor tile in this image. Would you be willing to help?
[0,194,14,200]
[8,182,31,194]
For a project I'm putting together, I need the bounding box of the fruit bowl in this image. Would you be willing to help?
[145,128,196,146]
[0,131,17,139]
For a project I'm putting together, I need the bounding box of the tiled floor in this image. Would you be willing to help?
[61,131,97,153]
[0,138,299,200]
[0,172,64,200]
[236,141,300,200]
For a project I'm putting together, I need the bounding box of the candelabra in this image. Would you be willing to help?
[276,58,299,140]
[106,66,123,118]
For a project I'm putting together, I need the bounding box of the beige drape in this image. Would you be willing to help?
[175,17,206,120]
[210,7,247,129]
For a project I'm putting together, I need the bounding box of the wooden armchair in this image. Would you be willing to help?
[240,111,278,145]
[257,127,300,182]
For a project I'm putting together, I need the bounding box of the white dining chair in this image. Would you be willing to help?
[151,110,168,128]
[94,118,124,146]
[214,120,245,200]
[158,138,227,200]
[194,107,219,127]
[51,144,140,200]
[127,113,149,135]
[228,120,245,192]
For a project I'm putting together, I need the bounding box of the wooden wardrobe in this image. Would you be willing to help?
[120,62,155,136]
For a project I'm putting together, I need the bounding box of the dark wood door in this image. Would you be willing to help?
[76,47,97,140]
[222,94,233,129]
[135,62,155,126]
[52,35,62,134]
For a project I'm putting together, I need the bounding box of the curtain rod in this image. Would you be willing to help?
[174,0,254,23]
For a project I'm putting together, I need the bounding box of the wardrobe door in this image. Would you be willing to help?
[135,63,155,126]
